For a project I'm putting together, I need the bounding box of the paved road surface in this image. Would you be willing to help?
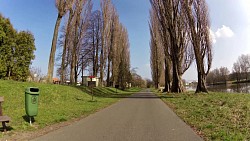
[32,90,203,141]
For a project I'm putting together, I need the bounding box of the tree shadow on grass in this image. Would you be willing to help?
[0,124,13,132]
[158,95,175,99]
[76,86,179,99]
[74,86,135,98]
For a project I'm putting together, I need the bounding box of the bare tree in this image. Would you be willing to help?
[111,18,124,87]
[75,0,92,83]
[232,61,242,82]
[131,70,146,88]
[150,0,194,93]
[68,0,92,84]
[70,0,84,84]
[149,9,164,89]
[219,67,230,84]
[238,54,250,81]
[183,0,212,93]
[106,7,118,87]
[54,0,131,88]
[118,26,131,89]
[100,0,112,86]
[150,0,172,92]
[56,0,92,84]
[207,67,229,84]
[60,0,75,84]
[29,67,44,82]
[70,0,130,88]
[107,22,131,89]
[88,10,102,77]
[47,0,72,83]
[206,70,215,85]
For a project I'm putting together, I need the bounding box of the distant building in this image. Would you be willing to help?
[82,76,99,87]
[53,78,60,84]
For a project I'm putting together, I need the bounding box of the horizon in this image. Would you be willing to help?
[0,0,249,81]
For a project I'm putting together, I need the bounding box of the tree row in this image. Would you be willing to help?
[47,0,131,89]
[150,0,212,93]
[207,54,250,85]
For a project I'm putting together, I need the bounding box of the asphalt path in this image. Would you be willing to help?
[32,90,203,141]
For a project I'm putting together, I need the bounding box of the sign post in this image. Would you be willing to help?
[115,85,119,93]
[88,76,96,101]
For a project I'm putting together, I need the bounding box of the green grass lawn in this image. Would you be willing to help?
[0,80,141,137]
[158,91,250,141]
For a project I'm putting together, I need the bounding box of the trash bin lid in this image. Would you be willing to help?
[25,87,39,94]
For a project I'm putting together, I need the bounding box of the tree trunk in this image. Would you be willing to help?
[196,71,208,93]
[106,59,111,87]
[70,48,76,84]
[60,40,67,84]
[193,56,209,93]
[70,6,82,85]
[7,67,11,80]
[246,72,248,81]
[171,59,184,93]
[74,61,78,84]
[92,26,97,76]
[47,14,62,83]
[92,45,96,76]
[184,1,211,93]
[94,44,99,76]
[164,57,171,92]
[99,45,104,87]
[171,70,184,93]
[82,56,84,86]
[61,9,73,84]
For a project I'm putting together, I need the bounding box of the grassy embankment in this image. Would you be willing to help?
[156,90,250,141]
[0,80,140,136]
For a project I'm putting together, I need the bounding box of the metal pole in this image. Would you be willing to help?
[30,117,32,125]
[92,87,93,101]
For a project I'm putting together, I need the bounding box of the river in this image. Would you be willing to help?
[186,83,250,94]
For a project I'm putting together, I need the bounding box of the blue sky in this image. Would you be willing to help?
[0,0,250,81]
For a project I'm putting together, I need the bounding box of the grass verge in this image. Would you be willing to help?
[157,91,250,141]
[0,80,141,138]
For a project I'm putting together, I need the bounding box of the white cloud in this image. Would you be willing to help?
[209,29,216,44]
[210,25,234,44]
[215,25,234,38]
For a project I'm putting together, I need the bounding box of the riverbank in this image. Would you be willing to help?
[158,92,250,140]
[0,80,140,139]
[232,80,250,84]
[207,80,250,86]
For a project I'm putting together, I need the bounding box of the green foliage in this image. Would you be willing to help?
[0,14,36,81]
[13,31,36,81]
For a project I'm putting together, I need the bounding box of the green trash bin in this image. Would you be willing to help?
[25,87,39,117]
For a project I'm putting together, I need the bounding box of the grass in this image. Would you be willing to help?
[157,91,250,141]
[0,80,141,137]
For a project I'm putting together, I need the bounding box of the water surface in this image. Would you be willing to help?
[186,83,250,94]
